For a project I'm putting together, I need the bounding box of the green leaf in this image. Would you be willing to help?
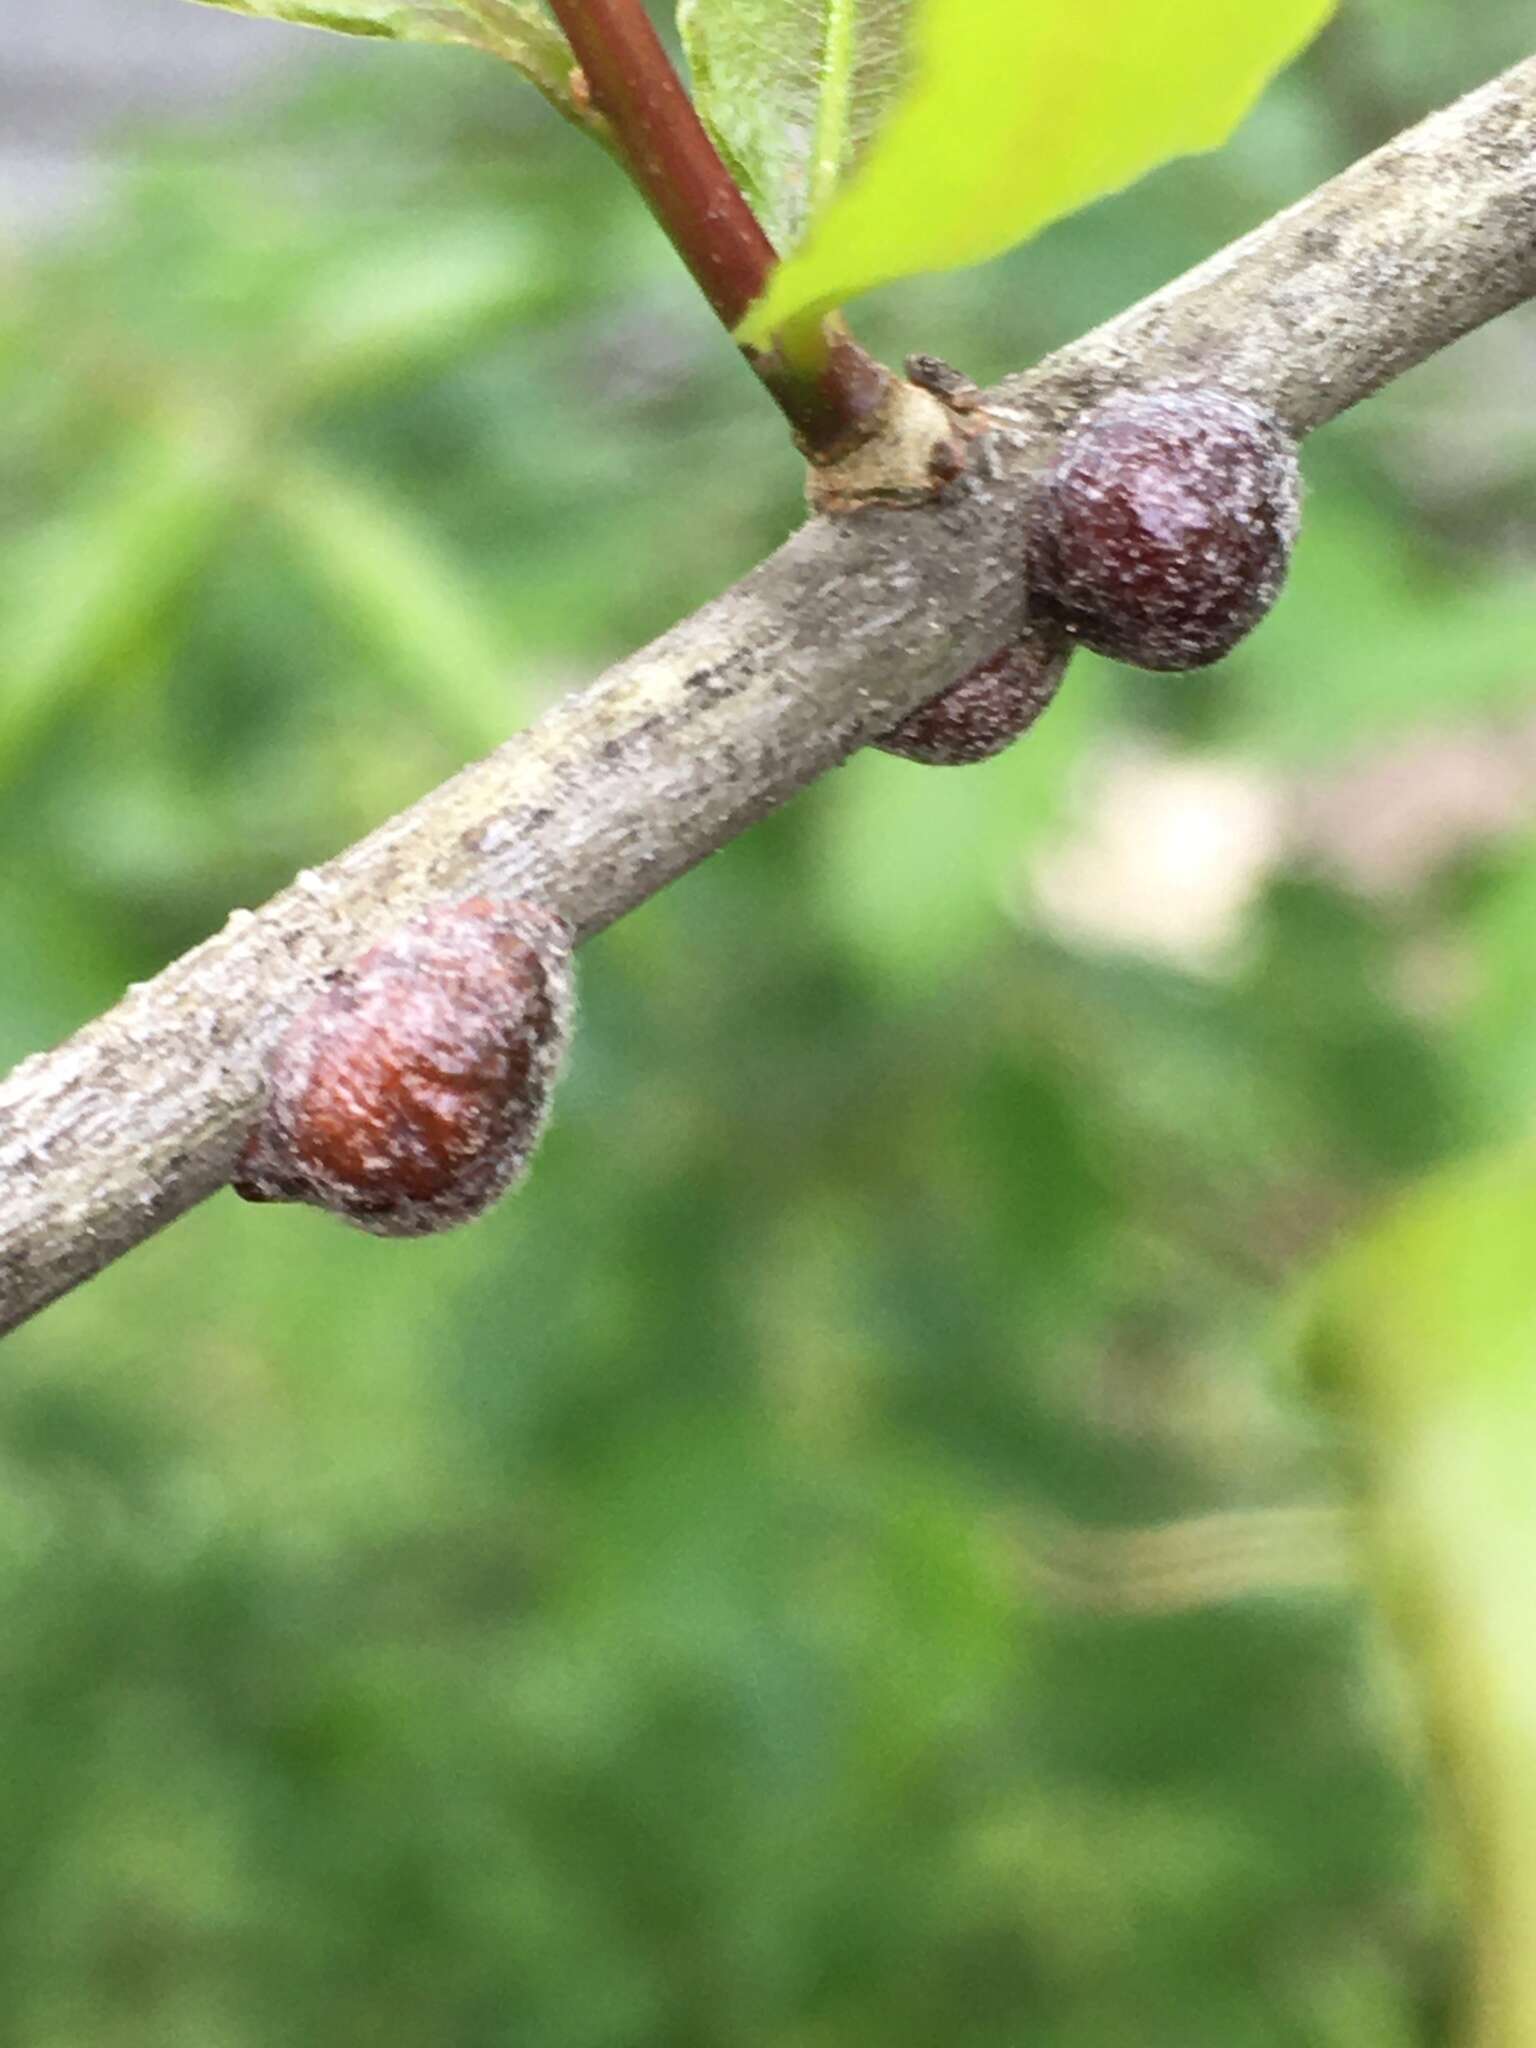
[187,0,580,117]
[738,0,1336,347]
[679,0,915,253]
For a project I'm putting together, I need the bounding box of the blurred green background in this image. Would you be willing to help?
[2,2,1535,2041]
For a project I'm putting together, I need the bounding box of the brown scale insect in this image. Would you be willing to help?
[1033,385,1302,672]
[235,896,574,1238]
[874,625,1071,766]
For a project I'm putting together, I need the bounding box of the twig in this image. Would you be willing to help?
[3,55,1535,1336]
[543,0,890,458]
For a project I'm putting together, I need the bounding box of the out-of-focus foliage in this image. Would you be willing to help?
[1301,1144,1536,2045]
[1,3,1535,2042]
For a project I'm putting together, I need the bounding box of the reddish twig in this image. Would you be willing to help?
[544,0,890,459]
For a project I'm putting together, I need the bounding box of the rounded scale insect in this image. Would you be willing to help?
[874,626,1071,766]
[234,896,574,1237]
[1033,384,1302,672]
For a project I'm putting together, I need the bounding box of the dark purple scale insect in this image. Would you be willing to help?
[874,626,1071,766]
[1033,385,1302,672]
[234,896,574,1237]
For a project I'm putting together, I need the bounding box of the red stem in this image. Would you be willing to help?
[548,0,770,330]
[545,0,889,459]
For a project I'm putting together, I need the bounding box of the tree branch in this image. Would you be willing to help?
[3,55,1535,1336]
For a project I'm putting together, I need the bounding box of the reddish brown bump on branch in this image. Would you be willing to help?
[875,628,1073,766]
[234,898,575,1238]
[1034,386,1303,672]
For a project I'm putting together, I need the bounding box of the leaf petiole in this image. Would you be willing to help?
[544,0,889,461]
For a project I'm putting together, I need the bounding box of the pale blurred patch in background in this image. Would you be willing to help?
[0,0,326,233]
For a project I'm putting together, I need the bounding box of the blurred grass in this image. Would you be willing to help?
[1,3,1535,2041]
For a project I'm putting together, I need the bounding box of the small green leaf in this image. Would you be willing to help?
[192,0,404,31]
[187,0,582,122]
[738,0,1336,347]
[679,0,915,253]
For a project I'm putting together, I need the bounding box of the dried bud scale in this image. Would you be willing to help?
[1034,386,1301,672]
[234,897,574,1237]
[874,627,1072,766]
[903,353,985,416]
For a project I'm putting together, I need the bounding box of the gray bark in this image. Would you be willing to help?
[3,54,1535,1334]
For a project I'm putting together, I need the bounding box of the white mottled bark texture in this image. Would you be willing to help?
[3,55,1535,1333]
